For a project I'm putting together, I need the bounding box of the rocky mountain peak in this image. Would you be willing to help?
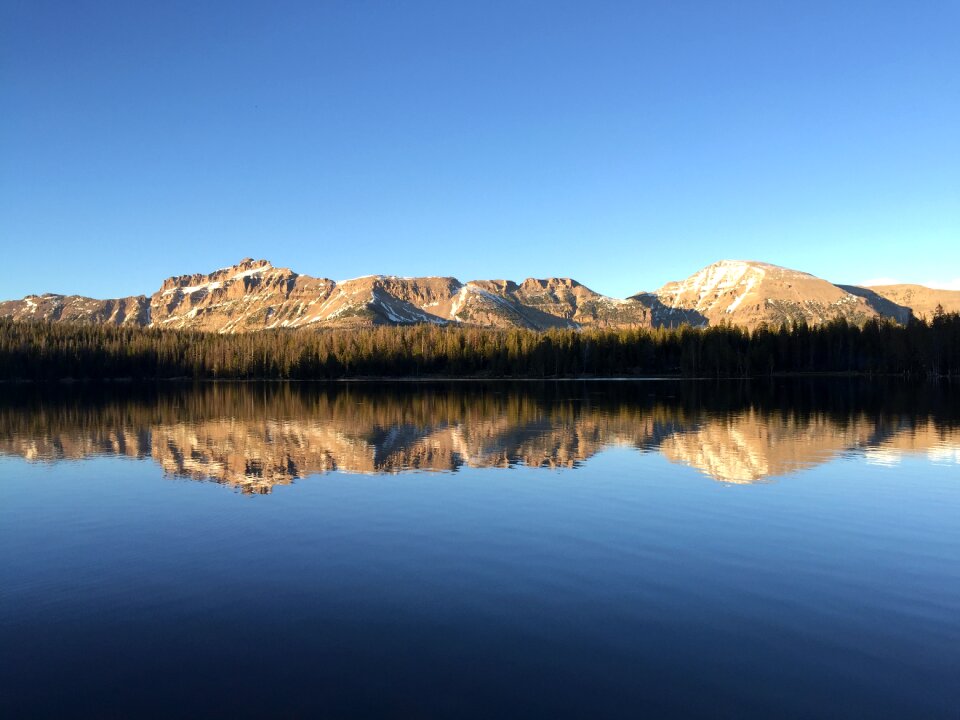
[519,277,583,292]
[158,258,279,294]
[653,260,876,329]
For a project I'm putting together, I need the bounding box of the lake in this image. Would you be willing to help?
[1,380,958,718]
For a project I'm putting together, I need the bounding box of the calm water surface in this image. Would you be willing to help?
[1,380,958,718]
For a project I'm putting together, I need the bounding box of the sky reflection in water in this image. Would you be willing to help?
[1,380,958,719]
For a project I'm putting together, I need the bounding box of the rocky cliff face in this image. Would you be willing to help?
[2,257,957,333]
[480,277,652,328]
[146,259,653,332]
[149,258,339,332]
[0,293,149,326]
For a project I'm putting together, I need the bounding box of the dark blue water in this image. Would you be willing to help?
[1,381,958,718]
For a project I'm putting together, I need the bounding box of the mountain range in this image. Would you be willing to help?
[2,258,958,332]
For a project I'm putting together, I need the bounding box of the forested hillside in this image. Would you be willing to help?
[1,313,959,380]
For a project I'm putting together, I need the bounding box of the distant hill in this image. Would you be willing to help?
[849,284,960,323]
[2,257,957,333]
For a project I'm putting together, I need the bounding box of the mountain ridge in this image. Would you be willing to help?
[3,258,958,333]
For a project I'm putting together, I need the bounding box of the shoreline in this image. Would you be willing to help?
[1,372,953,384]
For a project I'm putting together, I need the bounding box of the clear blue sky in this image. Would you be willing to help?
[2,0,958,299]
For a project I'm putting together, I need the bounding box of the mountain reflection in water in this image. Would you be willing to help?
[2,380,958,492]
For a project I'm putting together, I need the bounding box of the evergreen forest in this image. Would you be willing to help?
[2,313,959,381]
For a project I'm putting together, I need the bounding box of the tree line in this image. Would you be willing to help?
[1,312,959,380]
